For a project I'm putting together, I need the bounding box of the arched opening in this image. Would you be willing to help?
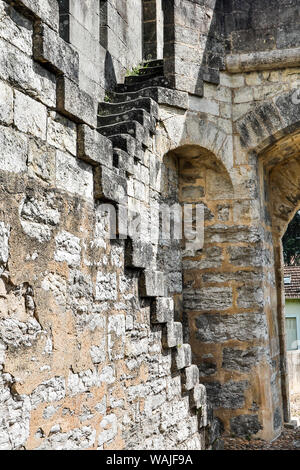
[282,211,300,424]
[260,131,300,428]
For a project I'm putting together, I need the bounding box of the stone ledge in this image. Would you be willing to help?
[226,47,300,73]
[9,0,59,32]
[57,76,97,128]
[78,125,113,168]
[33,22,79,83]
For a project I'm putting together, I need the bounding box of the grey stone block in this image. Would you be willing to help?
[151,297,174,324]
[13,0,59,31]
[181,365,199,392]
[206,381,249,409]
[78,125,113,168]
[230,414,262,437]
[162,321,183,349]
[139,270,165,298]
[94,165,127,205]
[57,76,97,128]
[195,313,268,343]
[174,343,192,370]
[33,22,79,82]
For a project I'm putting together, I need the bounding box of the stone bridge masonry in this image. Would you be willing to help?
[0,0,299,450]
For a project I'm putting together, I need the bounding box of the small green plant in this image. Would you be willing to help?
[245,434,252,441]
[126,62,149,77]
[104,94,111,103]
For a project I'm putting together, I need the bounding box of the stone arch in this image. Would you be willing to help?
[235,90,300,155]
[258,133,300,425]
[162,113,234,172]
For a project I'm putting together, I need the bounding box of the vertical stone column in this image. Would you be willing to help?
[163,0,225,95]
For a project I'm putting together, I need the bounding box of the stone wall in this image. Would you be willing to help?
[1,0,300,450]
[225,0,300,54]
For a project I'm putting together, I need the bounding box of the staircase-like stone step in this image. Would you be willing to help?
[106,87,188,109]
[143,59,164,68]
[125,68,163,84]
[151,297,174,324]
[113,148,134,176]
[97,108,156,133]
[162,321,183,349]
[108,134,143,160]
[173,344,192,371]
[181,365,200,392]
[138,65,164,76]
[98,97,159,119]
[98,121,152,147]
[125,239,154,270]
[115,76,170,93]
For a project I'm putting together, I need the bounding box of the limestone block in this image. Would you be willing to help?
[78,125,113,168]
[174,344,192,370]
[56,150,94,200]
[57,76,97,128]
[195,313,268,343]
[14,90,47,140]
[0,1,33,56]
[31,377,66,409]
[34,22,79,82]
[20,194,60,242]
[28,138,56,184]
[139,270,165,297]
[47,112,77,156]
[54,230,81,267]
[184,287,233,312]
[96,272,117,301]
[230,414,262,437]
[0,38,56,108]
[0,222,10,264]
[162,321,183,349]
[125,238,153,269]
[0,125,27,174]
[94,165,127,205]
[151,297,174,324]
[13,0,59,32]
[190,383,206,410]
[108,314,125,360]
[181,365,200,392]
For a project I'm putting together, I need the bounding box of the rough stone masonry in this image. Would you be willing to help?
[0,0,300,450]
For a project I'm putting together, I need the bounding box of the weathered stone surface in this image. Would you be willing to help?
[57,76,97,128]
[222,347,266,372]
[96,272,117,301]
[151,297,174,324]
[47,112,77,156]
[230,414,262,437]
[195,313,268,343]
[0,81,13,125]
[181,365,199,392]
[54,230,81,267]
[28,138,56,183]
[78,125,113,168]
[184,287,233,312]
[206,381,249,409]
[56,150,94,200]
[14,90,47,140]
[13,0,59,31]
[0,222,10,264]
[0,125,27,173]
[139,270,165,298]
[0,37,56,107]
[33,22,79,82]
